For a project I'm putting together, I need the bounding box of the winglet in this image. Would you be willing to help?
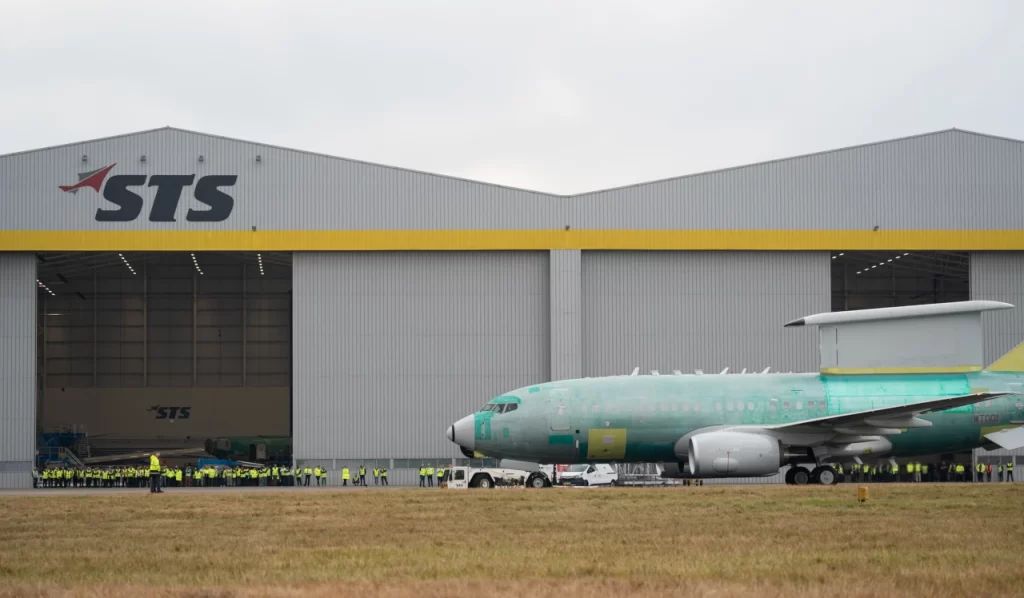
[985,341,1024,372]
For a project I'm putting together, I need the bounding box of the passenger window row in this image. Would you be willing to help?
[580,399,825,413]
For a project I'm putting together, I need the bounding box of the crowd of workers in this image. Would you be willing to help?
[32,461,455,489]
[32,459,1014,488]
[837,460,1014,483]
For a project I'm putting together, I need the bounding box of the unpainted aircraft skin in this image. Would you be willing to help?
[449,370,1024,466]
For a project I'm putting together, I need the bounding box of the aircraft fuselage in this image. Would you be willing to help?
[447,371,1024,465]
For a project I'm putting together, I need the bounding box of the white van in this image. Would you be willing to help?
[556,463,618,486]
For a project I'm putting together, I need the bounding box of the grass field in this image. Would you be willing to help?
[1,484,1022,597]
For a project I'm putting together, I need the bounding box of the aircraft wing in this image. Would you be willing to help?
[765,392,1015,432]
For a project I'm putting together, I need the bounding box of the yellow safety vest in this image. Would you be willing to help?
[149,455,160,472]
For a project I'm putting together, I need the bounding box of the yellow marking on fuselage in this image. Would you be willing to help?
[587,428,627,460]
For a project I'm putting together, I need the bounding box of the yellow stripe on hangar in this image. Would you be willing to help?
[3,229,1024,251]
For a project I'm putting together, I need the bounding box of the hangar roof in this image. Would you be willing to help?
[3,126,1020,197]
[2,127,1023,251]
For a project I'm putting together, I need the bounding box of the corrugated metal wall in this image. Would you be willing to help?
[0,253,36,489]
[550,250,581,381]
[569,130,1024,230]
[970,252,1024,365]
[3,128,1023,231]
[0,128,552,231]
[580,251,829,376]
[292,252,550,461]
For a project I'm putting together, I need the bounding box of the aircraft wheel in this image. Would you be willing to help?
[811,466,838,486]
[791,466,811,485]
[784,468,796,485]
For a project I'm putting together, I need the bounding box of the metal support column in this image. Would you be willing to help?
[193,270,198,387]
[92,270,97,386]
[549,250,582,381]
[143,261,148,387]
[242,263,247,387]
[41,296,47,428]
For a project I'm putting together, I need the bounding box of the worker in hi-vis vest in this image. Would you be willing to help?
[149,453,163,494]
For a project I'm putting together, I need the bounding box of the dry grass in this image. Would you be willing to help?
[1,484,1022,597]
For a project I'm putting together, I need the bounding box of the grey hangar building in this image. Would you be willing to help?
[1,126,1023,489]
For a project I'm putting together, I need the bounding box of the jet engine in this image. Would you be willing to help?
[687,431,784,477]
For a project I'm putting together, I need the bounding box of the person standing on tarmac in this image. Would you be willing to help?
[358,465,366,486]
[149,453,163,494]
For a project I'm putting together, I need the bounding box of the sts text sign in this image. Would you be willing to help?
[59,163,236,222]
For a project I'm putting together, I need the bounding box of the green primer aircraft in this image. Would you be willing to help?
[446,301,1024,485]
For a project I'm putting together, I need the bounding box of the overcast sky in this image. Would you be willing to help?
[2,1,1021,194]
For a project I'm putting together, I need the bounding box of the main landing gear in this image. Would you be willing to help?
[785,465,838,485]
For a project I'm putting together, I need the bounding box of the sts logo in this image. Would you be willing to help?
[148,405,192,420]
[58,163,236,222]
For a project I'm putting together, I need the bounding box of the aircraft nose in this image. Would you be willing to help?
[448,414,475,450]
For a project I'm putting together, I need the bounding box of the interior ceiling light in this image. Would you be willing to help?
[118,252,137,275]
[257,253,265,276]
[904,252,910,256]
[838,253,844,256]
[36,279,56,296]
[191,253,204,276]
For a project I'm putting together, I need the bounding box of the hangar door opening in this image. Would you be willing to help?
[36,252,292,466]
[831,251,969,311]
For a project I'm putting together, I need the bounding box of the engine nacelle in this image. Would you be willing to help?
[687,431,784,477]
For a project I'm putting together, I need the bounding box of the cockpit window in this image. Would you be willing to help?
[480,402,518,414]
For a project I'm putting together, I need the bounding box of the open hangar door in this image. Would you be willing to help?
[830,251,969,311]
[35,251,292,466]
